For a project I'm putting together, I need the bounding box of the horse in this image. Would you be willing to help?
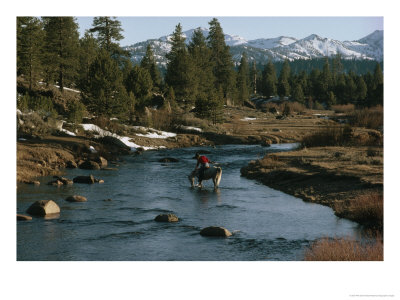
[188,166,222,189]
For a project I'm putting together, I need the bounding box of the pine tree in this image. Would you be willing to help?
[320,58,333,100]
[188,28,215,101]
[77,31,99,92]
[261,61,277,98]
[17,17,44,90]
[292,83,305,103]
[165,23,196,107]
[372,63,383,106]
[332,54,343,84]
[249,61,258,95]
[236,52,250,105]
[345,73,357,103]
[195,87,224,124]
[89,17,123,52]
[140,44,161,89]
[327,91,336,108]
[42,17,80,91]
[126,65,153,108]
[309,68,321,101]
[277,59,291,98]
[83,49,129,117]
[207,18,235,100]
[355,76,367,103]
[334,73,347,104]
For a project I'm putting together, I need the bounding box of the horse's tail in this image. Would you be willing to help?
[215,167,222,187]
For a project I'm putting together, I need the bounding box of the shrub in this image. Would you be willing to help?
[335,193,383,229]
[152,109,172,131]
[67,101,86,124]
[313,101,324,110]
[301,125,353,147]
[331,104,356,113]
[17,93,57,117]
[92,116,121,135]
[17,111,54,136]
[350,106,383,130]
[304,236,383,261]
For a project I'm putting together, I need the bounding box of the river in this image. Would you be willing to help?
[17,143,362,261]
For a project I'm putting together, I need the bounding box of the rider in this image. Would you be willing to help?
[193,152,210,184]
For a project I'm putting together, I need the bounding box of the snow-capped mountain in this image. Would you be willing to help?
[123,29,383,67]
[247,36,298,49]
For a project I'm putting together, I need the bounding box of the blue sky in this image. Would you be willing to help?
[76,16,383,46]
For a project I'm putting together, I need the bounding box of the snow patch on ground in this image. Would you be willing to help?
[241,117,257,121]
[80,123,174,151]
[61,129,76,136]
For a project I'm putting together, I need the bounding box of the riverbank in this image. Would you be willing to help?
[17,132,211,183]
[16,106,327,183]
[240,146,383,229]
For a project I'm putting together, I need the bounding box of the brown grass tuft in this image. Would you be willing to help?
[350,106,383,130]
[304,236,383,261]
[335,193,383,230]
[301,125,353,147]
[332,104,355,113]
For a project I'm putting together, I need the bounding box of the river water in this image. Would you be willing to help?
[17,143,362,261]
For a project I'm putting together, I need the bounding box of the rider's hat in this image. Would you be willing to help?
[192,152,200,159]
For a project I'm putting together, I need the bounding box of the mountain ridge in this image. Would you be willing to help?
[124,29,383,67]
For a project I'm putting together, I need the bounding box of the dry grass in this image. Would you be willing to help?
[261,101,306,115]
[152,109,173,131]
[332,104,355,113]
[304,236,383,261]
[350,106,383,130]
[301,125,353,147]
[335,193,383,229]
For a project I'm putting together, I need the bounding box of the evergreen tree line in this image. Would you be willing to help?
[17,17,248,123]
[17,16,162,122]
[257,57,383,107]
[17,17,383,126]
[164,18,252,123]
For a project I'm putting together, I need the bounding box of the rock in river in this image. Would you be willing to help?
[154,214,179,222]
[79,160,101,170]
[17,214,32,221]
[26,200,60,216]
[73,175,95,184]
[200,226,232,237]
[65,195,87,202]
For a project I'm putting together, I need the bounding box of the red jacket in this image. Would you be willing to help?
[197,155,209,167]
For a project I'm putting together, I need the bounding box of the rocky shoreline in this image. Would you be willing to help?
[240,146,383,229]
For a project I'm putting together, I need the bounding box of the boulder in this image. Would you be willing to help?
[158,157,179,163]
[79,160,101,170]
[66,160,78,169]
[73,175,95,184]
[24,180,40,185]
[65,195,87,202]
[97,136,131,151]
[261,139,272,147]
[53,176,73,185]
[94,156,108,168]
[47,180,63,186]
[200,226,232,237]
[154,214,179,222]
[26,200,60,216]
[17,214,32,221]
